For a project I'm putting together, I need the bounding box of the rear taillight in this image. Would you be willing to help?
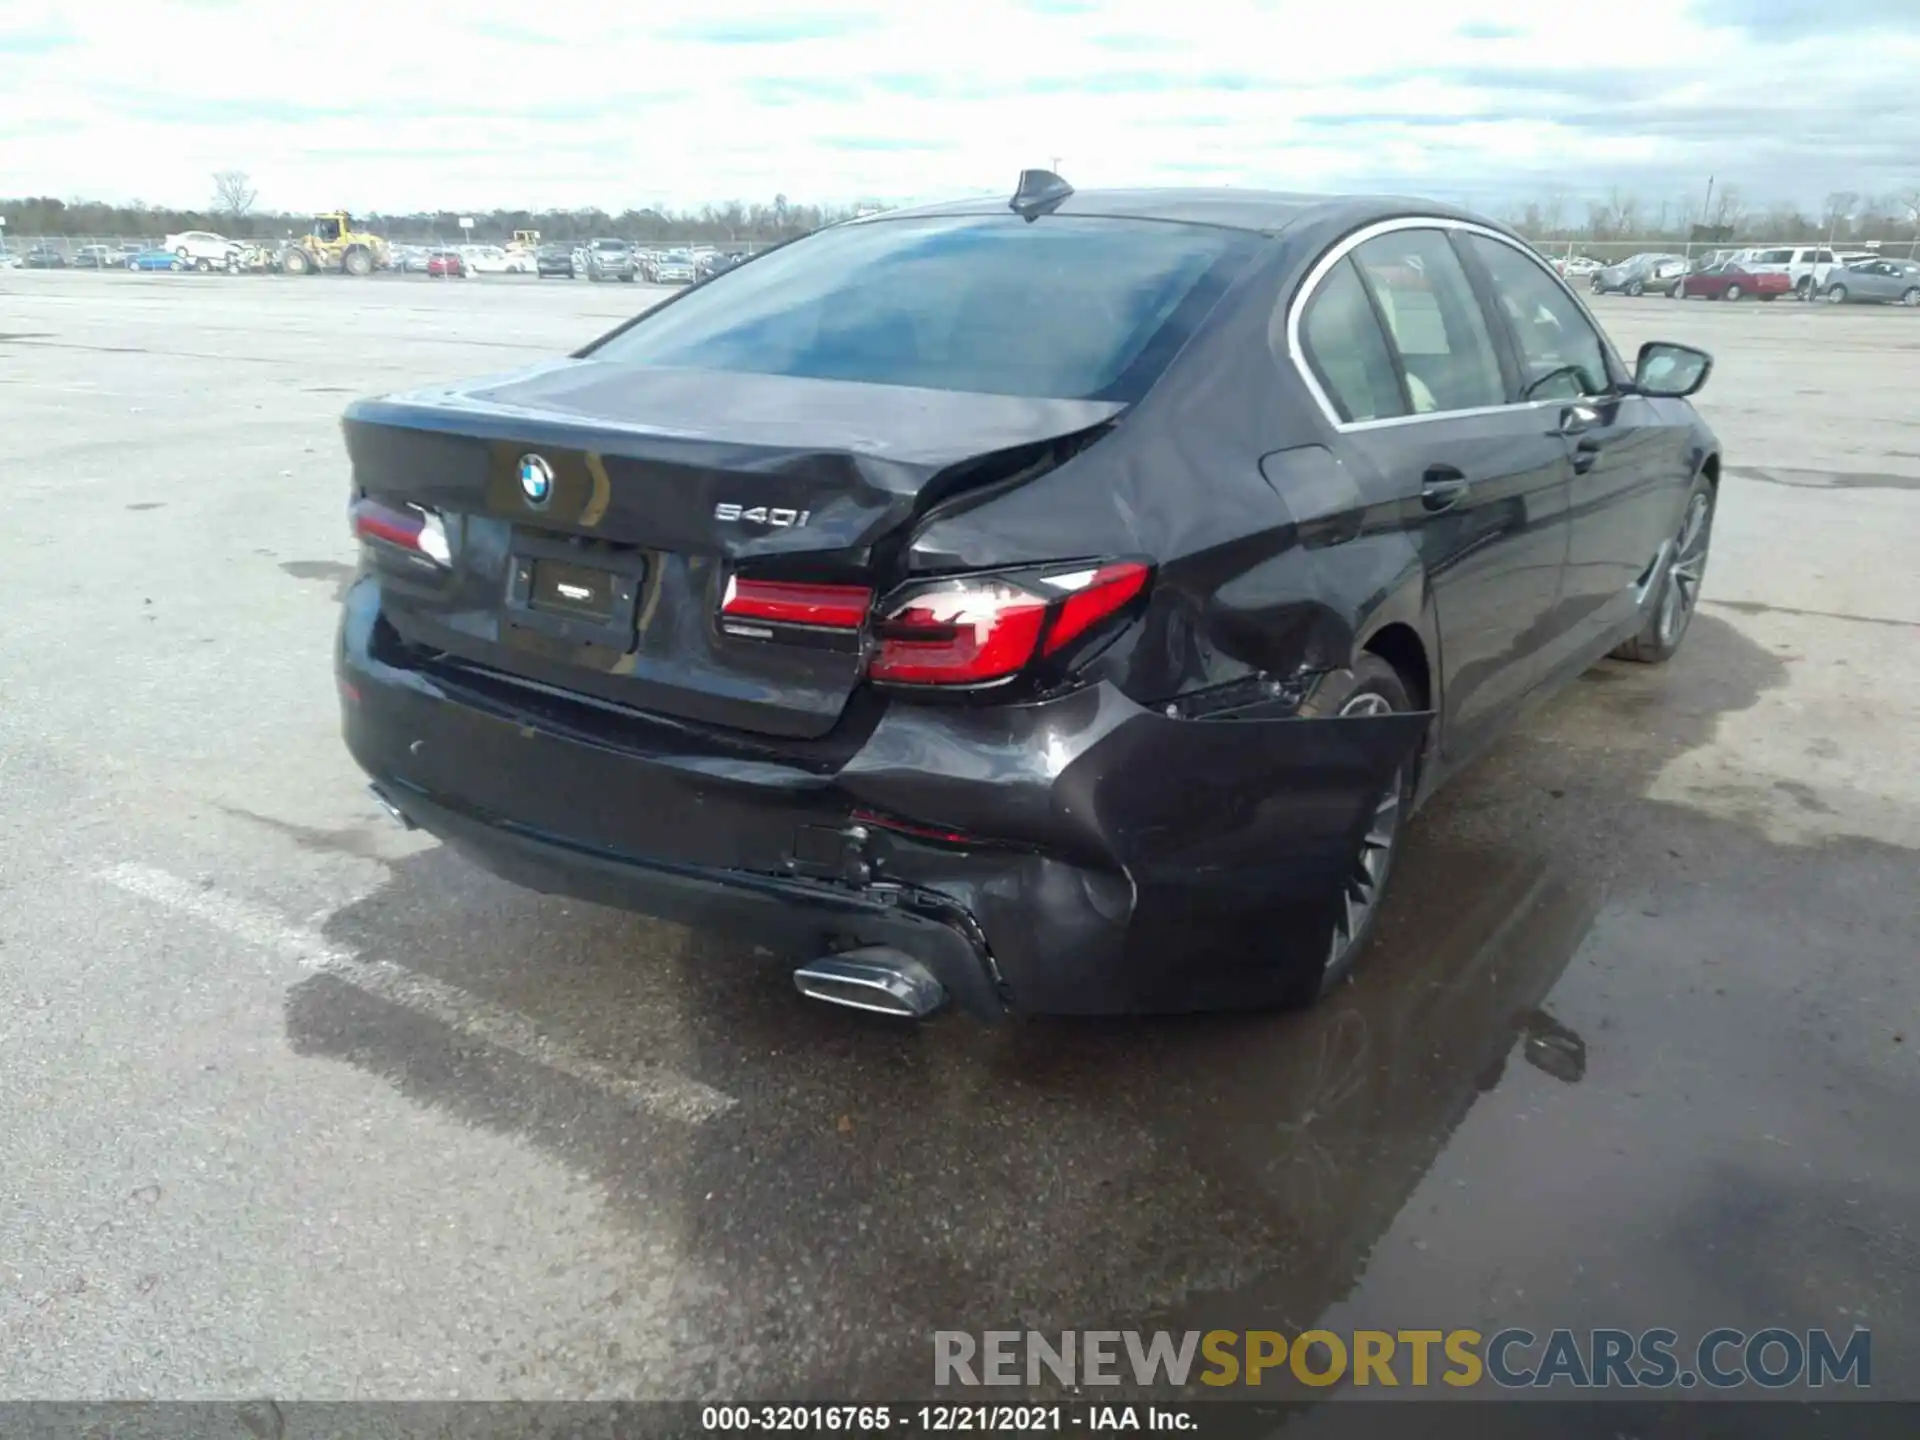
[867,581,1051,686]
[351,496,449,566]
[720,577,871,632]
[869,560,1151,688]
[1037,562,1153,656]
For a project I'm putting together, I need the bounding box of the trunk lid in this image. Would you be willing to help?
[343,359,1121,739]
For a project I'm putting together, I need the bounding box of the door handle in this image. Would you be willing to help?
[1420,465,1470,513]
[1571,435,1603,475]
[1556,404,1601,436]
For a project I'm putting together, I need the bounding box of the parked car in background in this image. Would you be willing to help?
[459,245,515,275]
[426,249,467,278]
[1741,245,1840,299]
[535,243,576,279]
[696,250,748,280]
[586,237,638,282]
[23,243,67,268]
[651,249,697,284]
[1590,253,1687,296]
[1820,257,1920,306]
[126,249,186,272]
[0,250,20,270]
[73,244,119,269]
[388,244,431,273]
[1677,260,1790,302]
[1552,254,1604,279]
[335,179,1722,1021]
[164,230,241,270]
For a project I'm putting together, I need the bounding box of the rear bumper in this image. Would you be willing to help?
[339,580,1429,1016]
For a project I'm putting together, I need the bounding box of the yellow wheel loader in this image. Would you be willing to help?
[279,212,390,275]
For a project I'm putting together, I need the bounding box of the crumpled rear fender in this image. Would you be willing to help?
[843,684,1432,1014]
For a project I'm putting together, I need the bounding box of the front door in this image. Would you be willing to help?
[1454,232,1684,665]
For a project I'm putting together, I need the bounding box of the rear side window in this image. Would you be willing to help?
[1298,257,1407,423]
[1461,234,1612,401]
[1350,230,1505,413]
[588,215,1259,402]
[1756,249,1792,265]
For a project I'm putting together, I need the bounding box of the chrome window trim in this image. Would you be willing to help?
[1286,214,1628,434]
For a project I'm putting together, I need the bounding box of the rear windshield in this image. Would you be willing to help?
[585,214,1260,402]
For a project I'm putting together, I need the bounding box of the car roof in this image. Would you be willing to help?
[852,187,1495,237]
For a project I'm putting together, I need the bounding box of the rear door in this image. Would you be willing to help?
[1458,230,1689,657]
[1298,226,1572,760]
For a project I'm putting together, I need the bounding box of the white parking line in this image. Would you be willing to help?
[97,862,737,1125]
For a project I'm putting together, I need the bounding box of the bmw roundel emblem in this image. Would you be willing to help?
[518,453,554,506]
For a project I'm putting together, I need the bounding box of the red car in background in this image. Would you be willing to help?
[1679,261,1789,301]
[426,249,466,278]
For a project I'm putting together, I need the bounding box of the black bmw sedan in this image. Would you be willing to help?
[336,172,1719,1021]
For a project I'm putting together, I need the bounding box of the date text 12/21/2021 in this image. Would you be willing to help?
[701,1405,1194,1431]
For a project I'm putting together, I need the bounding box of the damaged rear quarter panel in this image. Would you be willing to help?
[844,686,1431,1014]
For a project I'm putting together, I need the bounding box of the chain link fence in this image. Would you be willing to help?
[1522,235,1920,264]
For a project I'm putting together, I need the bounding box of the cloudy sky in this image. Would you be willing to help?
[3,0,1916,215]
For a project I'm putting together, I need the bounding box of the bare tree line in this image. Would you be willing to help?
[1,170,872,247]
[1505,185,1920,245]
[8,168,1920,248]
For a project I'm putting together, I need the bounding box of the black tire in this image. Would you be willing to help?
[343,247,372,276]
[1795,276,1813,300]
[619,272,635,282]
[1626,279,1644,297]
[1827,285,1847,304]
[1904,288,1920,307]
[1612,471,1715,664]
[1724,282,1742,301]
[1591,278,1604,293]
[1286,653,1417,1003]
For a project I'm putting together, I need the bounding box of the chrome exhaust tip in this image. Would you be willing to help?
[794,948,947,1019]
[368,784,417,831]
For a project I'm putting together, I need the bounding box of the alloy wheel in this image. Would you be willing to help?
[1324,690,1406,980]
[1658,491,1712,648]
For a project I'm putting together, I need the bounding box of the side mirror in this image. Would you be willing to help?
[1633,341,1712,398]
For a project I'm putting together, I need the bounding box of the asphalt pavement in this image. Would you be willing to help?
[1,271,1916,1403]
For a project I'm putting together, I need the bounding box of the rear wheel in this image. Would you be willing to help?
[1612,473,1715,664]
[1827,285,1848,304]
[1795,275,1813,300]
[1290,654,1415,1002]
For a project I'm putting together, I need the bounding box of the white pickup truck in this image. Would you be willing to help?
[1739,245,1872,300]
